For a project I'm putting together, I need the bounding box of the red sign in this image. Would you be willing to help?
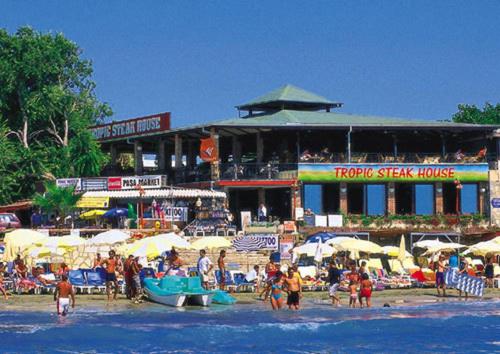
[108,177,122,190]
[199,137,218,162]
[90,112,170,142]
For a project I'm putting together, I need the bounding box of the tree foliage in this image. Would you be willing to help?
[452,103,500,125]
[33,182,82,220]
[0,27,111,204]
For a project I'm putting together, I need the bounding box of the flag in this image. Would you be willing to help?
[199,137,218,162]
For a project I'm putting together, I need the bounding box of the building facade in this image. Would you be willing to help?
[94,85,500,231]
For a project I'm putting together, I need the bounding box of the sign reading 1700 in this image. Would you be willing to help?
[298,163,489,182]
[90,112,170,142]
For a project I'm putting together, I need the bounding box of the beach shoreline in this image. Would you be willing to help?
[1,288,498,313]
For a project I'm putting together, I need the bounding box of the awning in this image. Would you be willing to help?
[0,200,33,213]
[82,188,226,199]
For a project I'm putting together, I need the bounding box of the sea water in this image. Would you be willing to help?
[1,300,499,353]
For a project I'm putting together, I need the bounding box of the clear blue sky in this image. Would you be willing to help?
[1,1,500,127]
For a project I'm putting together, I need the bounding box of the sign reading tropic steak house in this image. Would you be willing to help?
[90,112,170,142]
[298,163,489,182]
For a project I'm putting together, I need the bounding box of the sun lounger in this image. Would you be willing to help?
[214,270,236,291]
[86,271,106,294]
[69,270,92,294]
[232,273,256,292]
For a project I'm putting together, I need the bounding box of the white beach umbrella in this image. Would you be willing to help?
[465,240,500,256]
[86,230,130,246]
[37,235,85,248]
[293,243,335,257]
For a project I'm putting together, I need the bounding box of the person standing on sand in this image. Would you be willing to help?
[359,273,373,308]
[484,257,494,288]
[197,249,213,290]
[283,268,302,310]
[93,253,102,269]
[123,255,134,299]
[130,257,143,303]
[435,255,446,297]
[327,262,341,307]
[458,257,469,300]
[259,256,278,300]
[54,274,75,316]
[218,250,226,290]
[102,250,119,302]
[0,263,8,300]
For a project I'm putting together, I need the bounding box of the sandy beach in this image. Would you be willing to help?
[2,288,499,313]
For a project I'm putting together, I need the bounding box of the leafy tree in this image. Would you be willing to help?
[452,103,500,125]
[0,27,112,203]
[33,182,82,223]
[0,119,19,204]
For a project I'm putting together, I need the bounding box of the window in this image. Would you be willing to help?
[304,184,323,214]
[415,184,434,215]
[461,184,478,214]
[366,184,386,215]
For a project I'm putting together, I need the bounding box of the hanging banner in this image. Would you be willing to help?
[298,163,489,183]
[56,178,82,191]
[81,178,108,191]
[108,175,166,190]
[199,137,218,162]
[163,207,188,222]
[76,197,110,208]
[233,234,279,252]
[90,112,170,142]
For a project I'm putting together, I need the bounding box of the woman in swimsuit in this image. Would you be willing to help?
[270,271,284,310]
[359,273,372,308]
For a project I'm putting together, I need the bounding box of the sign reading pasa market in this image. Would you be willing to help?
[298,163,489,182]
[90,112,170,142]
[108,175,167,190]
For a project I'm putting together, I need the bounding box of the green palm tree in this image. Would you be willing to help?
[33,182,83,226]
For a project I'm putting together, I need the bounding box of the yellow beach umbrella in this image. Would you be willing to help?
[3,229,48,262]
[466,240,500,256]
[382,246,412,258]
[126,234,190,258]
[27,245,69,258]
[36,235,85,248]
[330,238,383,254]
[190,236,231,250]
[80,210,106,219]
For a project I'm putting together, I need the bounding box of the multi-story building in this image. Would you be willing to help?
[97,85,500,236]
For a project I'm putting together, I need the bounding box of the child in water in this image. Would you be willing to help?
[270,271,284,310]
[359,273,373,308]
[349,280,358,308]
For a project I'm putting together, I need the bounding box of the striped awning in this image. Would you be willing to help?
[82,188,226,199]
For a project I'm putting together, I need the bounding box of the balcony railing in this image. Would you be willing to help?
[299,152,492,164]
[220,163,298,180]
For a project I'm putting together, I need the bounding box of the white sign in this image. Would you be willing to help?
[328,214,343,227]
[56,178,82,191]
[163,207,188,222]
[240,211,252,231]
[315,215,328,227]
[121,175,164,189]
[250,233,279,251]
[295,207,304,220]
[70,229,81,237]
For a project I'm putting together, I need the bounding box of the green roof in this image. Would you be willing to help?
[212,110,475,128]
[236,84,342,111]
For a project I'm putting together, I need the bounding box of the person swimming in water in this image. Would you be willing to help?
[270,271,284,310]
[54,274,75,316]
[283,268,302,310]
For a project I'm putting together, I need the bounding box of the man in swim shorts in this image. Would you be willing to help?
[197,249,213,290]
[284,268,301,310]
[54,274,75,316]
[435,255,446,297]
[103,250,119,301]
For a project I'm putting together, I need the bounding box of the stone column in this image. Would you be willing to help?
[232,136,241,163]
[157,139,166,173]
[174,134,183,169]
[256,132,264,164]
[210,128,220,181]
[134,141,143,176]
[435,182,444,214]
[387,182,396,215]
[478,182,487,215]
[110,144,118,174]
[340,182,348,214]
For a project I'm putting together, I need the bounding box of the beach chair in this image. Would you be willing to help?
[214,270,236,291]
[233,273,255,293]
[69,270,92,294]
[86,271,106,294]
[36,273,57,294]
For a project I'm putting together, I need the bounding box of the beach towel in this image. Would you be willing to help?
[445,269,484,297]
